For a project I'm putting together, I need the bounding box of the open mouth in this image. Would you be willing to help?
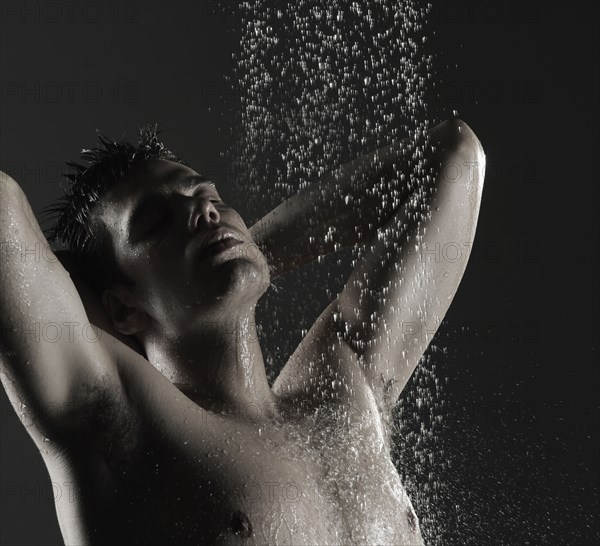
[200,236,243,259]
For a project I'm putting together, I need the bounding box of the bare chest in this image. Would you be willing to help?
[63,396,423,545]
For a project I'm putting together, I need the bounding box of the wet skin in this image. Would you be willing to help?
[1,119,484,545]
[47,317,422,545]
[41,159,422,545]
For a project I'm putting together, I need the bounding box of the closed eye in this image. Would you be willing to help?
[143,212,171,237]
[210,198,229,208]
[147,219,165,232]
[191,183,223,205]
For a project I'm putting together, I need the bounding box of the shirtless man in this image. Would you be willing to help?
[0,118,484,545]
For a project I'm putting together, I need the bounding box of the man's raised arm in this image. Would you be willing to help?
[250,119,465,278]
[252,119,485,410]
[0,172,122,446]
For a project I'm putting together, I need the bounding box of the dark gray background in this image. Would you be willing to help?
[1,1,598,545]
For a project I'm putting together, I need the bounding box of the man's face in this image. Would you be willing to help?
[98,159,270,336]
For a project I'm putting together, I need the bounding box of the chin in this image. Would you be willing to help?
[215,256,270,303]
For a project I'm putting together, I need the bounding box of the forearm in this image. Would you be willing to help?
[251,121,452,278]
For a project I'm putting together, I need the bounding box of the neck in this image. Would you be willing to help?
[144,305,276,419]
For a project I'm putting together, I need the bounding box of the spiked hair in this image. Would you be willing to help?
[42,124,187,295]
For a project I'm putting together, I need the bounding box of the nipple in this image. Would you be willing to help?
[230,510,253,538]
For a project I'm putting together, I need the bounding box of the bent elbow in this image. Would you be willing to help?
[456,120,486,179]
[432,118,485,163]
[432,119,486,198]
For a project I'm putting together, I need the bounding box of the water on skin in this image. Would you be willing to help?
[221,0,445,542]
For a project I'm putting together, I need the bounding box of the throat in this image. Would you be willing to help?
[148,311,275,419]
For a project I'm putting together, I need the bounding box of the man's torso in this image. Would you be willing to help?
[43,329,423,545]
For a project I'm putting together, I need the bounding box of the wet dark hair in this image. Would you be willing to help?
[41,124,187,295]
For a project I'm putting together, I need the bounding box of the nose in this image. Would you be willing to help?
[188,197,220,232]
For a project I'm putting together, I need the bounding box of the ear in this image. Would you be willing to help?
[101,286,150,336]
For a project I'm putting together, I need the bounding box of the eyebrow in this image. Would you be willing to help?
[126,175,215,243]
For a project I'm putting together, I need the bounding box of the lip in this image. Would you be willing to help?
[198,228,243,260]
